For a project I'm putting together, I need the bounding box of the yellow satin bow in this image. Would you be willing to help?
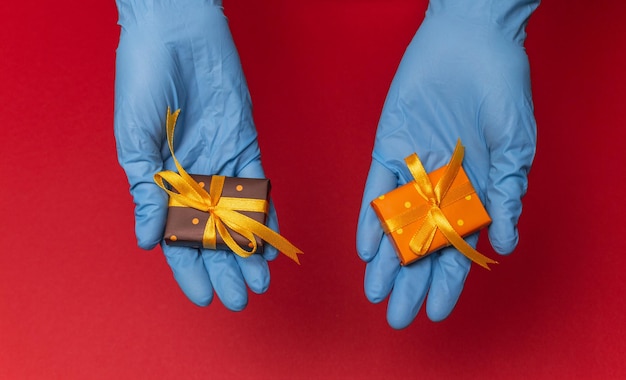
[405,141,497,270]
[154,108,302,264]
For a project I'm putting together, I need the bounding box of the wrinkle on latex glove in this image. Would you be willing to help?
[427,0,540,44]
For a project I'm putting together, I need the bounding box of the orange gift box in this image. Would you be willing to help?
[371,141,496,269]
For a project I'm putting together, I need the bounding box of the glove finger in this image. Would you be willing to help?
[364,234,401,303]
[237,159,279,261]
[357,160,398,262]
[386,256,433,329]
[425,234,475,322]
[115,28,182,249]
[482,96,536,254]
[201,250,248,311]
[234,254,270,295]
[162,243,214,307]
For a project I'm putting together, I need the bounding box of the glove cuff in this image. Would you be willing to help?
[426,0,540,44]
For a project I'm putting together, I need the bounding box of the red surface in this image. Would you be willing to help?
[2,1,626,379]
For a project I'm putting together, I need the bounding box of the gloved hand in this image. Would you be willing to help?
[114,0,278,310]
[357,0,539,328]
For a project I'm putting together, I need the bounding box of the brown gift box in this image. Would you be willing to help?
[163,175,270,252]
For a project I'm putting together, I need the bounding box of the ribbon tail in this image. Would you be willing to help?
[434,141,464,202]
[214,218,258,258]
[218,210,303,264]
[255,225,303,264]
[432,208,498,270]
[164,108,211,199]
[154,108,215,211]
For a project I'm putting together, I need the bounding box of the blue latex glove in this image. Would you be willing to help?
[357,0,539,328]
[114,0,278,310]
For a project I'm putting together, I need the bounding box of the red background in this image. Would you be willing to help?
[2,1,625,378]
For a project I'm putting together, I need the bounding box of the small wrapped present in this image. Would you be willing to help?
[371,141,497,269]
[163,175,270,252]
[154,108,302,264]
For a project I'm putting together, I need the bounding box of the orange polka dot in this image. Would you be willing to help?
[192,218,199,225]
[236,185,243,192]
[170,235,178,241]
[198,182,205,188]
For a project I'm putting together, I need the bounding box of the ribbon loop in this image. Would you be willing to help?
[154,108,302,264]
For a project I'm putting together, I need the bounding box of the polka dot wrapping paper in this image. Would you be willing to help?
[371,145,493,267]
[163,175,271,252]
[154,108,302,263]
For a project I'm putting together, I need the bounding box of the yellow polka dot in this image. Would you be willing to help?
[198,182,205,188]
[457,219,464,226]
[236,185,244,192]
[397,228,403,235]
[404,201,411,208]
[192,218,200,225]
[465,195,472,201]
[170,235,178,241]
[378,195,385,200]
